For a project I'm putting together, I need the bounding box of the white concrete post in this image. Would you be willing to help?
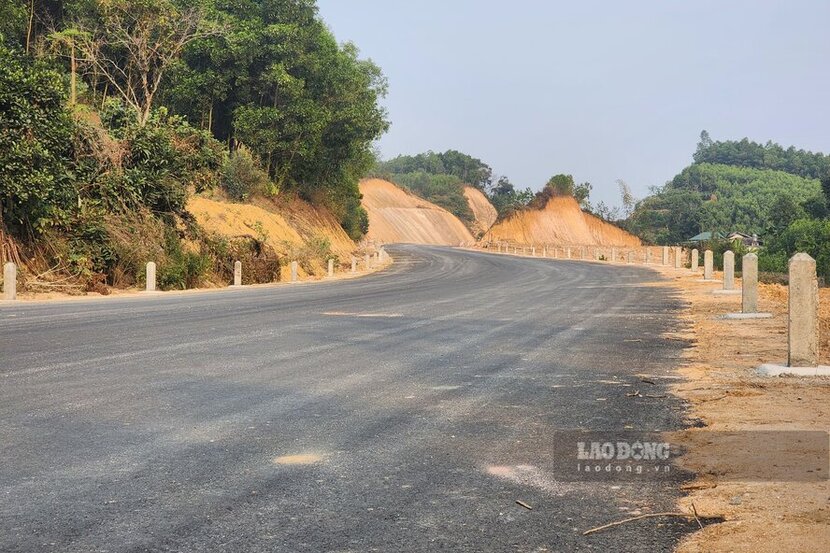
[742,253,759,313]
[596,249,601,261]
[627,251,633,264]
[364,253,371,268]
[542,246,547,257]
[3,262,17,300]
[567,247,571,259]
[611,247,617,262]
[328,258,334,278]
[704,250,714,280]
[498,243,502,253]
[723,251,735,290]
[645,249,650,264]
[290,261,298,282]
[233,260,242,286]
[145,262,156,292]
[531,246,536,256]
[788,253,819,367]
[662,246,669,266]
[674,247,682,269]
[351,256,357,273]
[691,249,699,272]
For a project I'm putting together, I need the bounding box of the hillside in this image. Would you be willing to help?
[360,179,475,245]
[485,195,641,246]
[463,186,498,236]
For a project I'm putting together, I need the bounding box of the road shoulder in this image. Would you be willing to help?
[651,266,830,553]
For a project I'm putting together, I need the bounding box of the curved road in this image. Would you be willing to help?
[1,245,698,552]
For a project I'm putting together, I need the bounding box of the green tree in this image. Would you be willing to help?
[0,45,76,233]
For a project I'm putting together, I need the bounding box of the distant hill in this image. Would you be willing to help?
[626,134,827,244]
[360,179,475,246]
[485,195,641,247]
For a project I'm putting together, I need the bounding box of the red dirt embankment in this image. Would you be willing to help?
[484,195,641,247]
[360,178,475,246]
[463,186,497,236]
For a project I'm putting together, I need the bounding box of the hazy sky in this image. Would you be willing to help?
[317,1,830,207]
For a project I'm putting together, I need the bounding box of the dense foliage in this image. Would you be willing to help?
[627,163,821,243]
[627,132,830,281]
[378,150,493,190]
[374,150,494,225]
[0,0,388,290]
[694,130,830,181]
[627,133,824,244]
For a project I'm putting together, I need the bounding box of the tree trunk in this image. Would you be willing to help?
[70,42,77,105]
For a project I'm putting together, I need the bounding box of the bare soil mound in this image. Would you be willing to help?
[463,186,497,236]
[188,193,359,279]
[360,178,475,245]
[485,195,641,246]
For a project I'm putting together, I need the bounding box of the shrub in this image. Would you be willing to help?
[0,45,77,234]
[156,229,211,290]
[221,150,271,200]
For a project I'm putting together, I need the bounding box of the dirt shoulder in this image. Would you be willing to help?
[649,266,830,552]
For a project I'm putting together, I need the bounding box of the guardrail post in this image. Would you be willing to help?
[232,260,242,286]
[788,253,819,367]
[691,249,699,272]
[704,250,714,280]
[742,253,759,313]
[290,261,298,282]
[723,251,735,290]
[145,262,156,292]
[3,262,17,300]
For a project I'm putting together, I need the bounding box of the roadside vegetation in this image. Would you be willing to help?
[624,132,830,280]
[373,150,603,227]
[0,0,387,292]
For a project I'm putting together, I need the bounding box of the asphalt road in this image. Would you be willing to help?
[1,245,700,552]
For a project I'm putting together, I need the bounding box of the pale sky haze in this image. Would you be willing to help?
[317,1,830,207]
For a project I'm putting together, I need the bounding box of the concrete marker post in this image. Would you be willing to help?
[3,262,17,300]
[145,262,156,292]
[788,253,819,367]
[531,246,536,256]
[611,247,617,263]
[742,253,759,313]
[328,258,334,278]
[722,253,771,319]
[662,246,669,266]
[627,251,633,264]
[723,251,735,290]
[674,247,682,269]
[232,260,242,287]
[704,250,714,280]
[290,261,298,282]
[567,248,571,259]
[691,249,699,272]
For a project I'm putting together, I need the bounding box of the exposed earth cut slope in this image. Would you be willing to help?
[485,195,641,246]
[463,186,498,236]
[359,178,475,245]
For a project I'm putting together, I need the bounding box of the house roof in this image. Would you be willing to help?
[686,231,725,242]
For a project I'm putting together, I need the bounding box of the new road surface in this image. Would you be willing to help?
[1,245,701,552]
